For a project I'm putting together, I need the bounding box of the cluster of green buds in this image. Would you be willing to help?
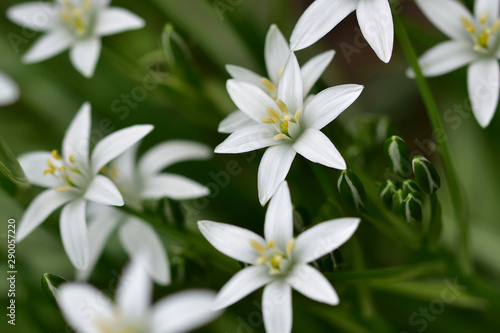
[380,136,441,223]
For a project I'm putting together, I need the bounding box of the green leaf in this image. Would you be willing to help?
[41,273,67,308]
[0,135,29,195]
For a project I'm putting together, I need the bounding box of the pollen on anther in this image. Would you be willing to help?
[52,150,62,160]
[257,256,268,265]
[56,185,72,192]
[267,108,281,122]
[262,117,275,124]
[267,240,275,248]
[493,20,500,34]
[250,239,266,254]
[461,17,476,34]
[276,99,288,114]
[294,108,302,122]
[273,134,287,140]
[480,13,488,25]
[68,154,75,163]
[262,78,276,93]
[286,239,295,254]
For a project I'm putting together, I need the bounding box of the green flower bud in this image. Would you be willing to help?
[401,193,423,222]
[380,180,397,207]
[337,170,366,211]
[384,136,411,177]
[41,273,67,307]
[392,189,405,212]
[412,155,441,194]
[402,179,421,196]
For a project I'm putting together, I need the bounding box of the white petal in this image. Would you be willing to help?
[415,0,473,40]
[76,207,121,281]
[63,102,91,168]
[264,181,293,249]
[214,124,278,154]
[277,53,303,114]
[91,125,153,174]
[287,264,339,305]
[226,79,279,122]
[111,142,139,184]
[17,189,75,241]
[151,290,221,333]
[7,2,57,31]
[213,265,273,310]
[198,221,265,264]
[303,84,363,130]
[58,284,113,333]
[22,30,73,63]
[18,151,61,187]
[292,129,346,169]
[138,140,212,177]
[290,0,357,51]
[265,24,291,84]
[119,217,170,285]
[258,144,296,205]
[116,252,151,320]
[474,0,499,20]
[70,38,101,78]
[95,7,145,36]
[301,50,335,97]
[60,198,89,270]
[356,0,394,63]
[294,217,360,263]
[218,110,256,134]
[226,65,266,90]
[410,41,477,78]
[468,59,500,127]
[262,281,292,333]
[84,175,124,206]
[0,72,19,106]
[141,173,209,200]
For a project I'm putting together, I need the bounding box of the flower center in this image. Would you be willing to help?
[43,150,84,192]
[96,309,146,333]
[250,238,295,276]
[59,0,93,37]
[461,12,500,52]
[261,99,302,141]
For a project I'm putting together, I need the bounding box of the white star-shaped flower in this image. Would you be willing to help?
[216,52,363,204]
[58,254,222,333]
[77,140,212,285]
[0,71,19,106]
[198,181,360,333]
[7,0,145,77]
[413,0,500,127]
[290,0,394,63]
[17,102,153,269]
[219,24,335,133]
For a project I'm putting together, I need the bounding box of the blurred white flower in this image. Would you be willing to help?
[413,0,500,127]
[0,72,19,106]
[59,254,222,333]
[216,53,363,204]
[77,140,212,285]
[198,181,360,333]
[7,0,145,77]
[290,0,394,63]
[17,102,152,269]
[219,24,335,133]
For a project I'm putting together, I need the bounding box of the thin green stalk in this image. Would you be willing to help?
[394,15,470,274]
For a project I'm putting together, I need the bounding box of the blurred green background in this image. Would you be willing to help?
[1,0,500,332]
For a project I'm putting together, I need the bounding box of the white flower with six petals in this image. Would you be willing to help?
[216,52,363,204]
[17,102,153,269]
[413,0,500,127]
[198,181,360,333]
[219,24,335,133]
[290,0,394,63]
[7,0,145,77]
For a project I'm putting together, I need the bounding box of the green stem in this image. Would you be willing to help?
[394,15,470,274]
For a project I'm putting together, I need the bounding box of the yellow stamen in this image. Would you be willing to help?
[100,165,108,174]
[294,108,302,122]
[56,185,72,192]
[59,166,65,171]
[68,154,75,163]
[276,99,288,114]
[109,165,119,180]
[480,13,488,25]
[43,169,54,175]
[83,0,91,11]
[286,239,295,254]
[270,254,284,269]
[256,256,268,265]
[279,68,284,77]
[65,175,75,186]
[250,239,266,254]
[493,20,500,34]
[273,134,287,140]
[282,114,292,121]
[267,108,281,122]
[270,268,280,275]
[461,17,476,34]
[261,78,276,93]
[478,30,490,48]
[267,240,275,248]
[52,150,62,160]
[262,117,276,124]
[280,121,289,135]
